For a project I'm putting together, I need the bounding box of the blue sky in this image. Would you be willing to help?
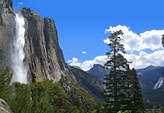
[13,0,164,70]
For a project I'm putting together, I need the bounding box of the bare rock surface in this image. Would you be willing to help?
[0,0,15,69]
[21,8,75,83]
[0,99,12,113]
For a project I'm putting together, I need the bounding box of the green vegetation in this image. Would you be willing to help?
[10,82,32,113]
[59,76,103,112]
[9,80,82,113]
[104,30,144,113]
[0,67,12,102]
[117,110,132,113]
[0,68,101,113]
[70,66,104,101]
[131,69,145,112]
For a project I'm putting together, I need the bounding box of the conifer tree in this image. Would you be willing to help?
[104,30,130,113]
[0,67,12,102]
[131,68,145,113]
[121,66,134,111]
[10,82,32,113]
[104,30,145,113]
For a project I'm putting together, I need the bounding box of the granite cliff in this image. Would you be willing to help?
[0,0,75,83]
[22,8,75,83]
[0,0,15,69]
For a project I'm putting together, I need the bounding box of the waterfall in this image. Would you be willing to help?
[11,12,28,84]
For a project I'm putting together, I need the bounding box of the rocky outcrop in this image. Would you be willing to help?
[0,98,12,113]
[0,0,15,69]
[21,8,75,83]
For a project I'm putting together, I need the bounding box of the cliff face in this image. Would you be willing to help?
[0,0,75,83]
[21,8,75,83]
[0,0,15,69]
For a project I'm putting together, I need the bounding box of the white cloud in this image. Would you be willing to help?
[18,2,23,5]
[104,25,164,52]
[82,51,87,54]
[67,58,81,67]
[68,25,164,71]
[68,56,107,71]
[68,49,164,71]
[123,49,164,69]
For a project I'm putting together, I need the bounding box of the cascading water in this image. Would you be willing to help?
[11,12,28,84]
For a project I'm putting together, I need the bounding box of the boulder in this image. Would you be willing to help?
[0,98,12,113]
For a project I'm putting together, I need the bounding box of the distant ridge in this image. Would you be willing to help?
[88,64,109,79]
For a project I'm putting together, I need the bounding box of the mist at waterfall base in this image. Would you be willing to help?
[11,12,28,84]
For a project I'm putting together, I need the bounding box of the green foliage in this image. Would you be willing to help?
[10,82,32,113]
[117,110,132,113]
[104,30,145,113]
[89,109,97,113]
[0,66,100,113]
[0,66,144,113]
[104,30,130,113]
[9,80,81,113]
[60,76,102,113]
[0,68,84,113]
[30,80,73,113]
[159,107,164,113]
[0,67,12,102]
[131,69,145,113]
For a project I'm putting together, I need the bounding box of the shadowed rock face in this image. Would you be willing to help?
[88,64,109,79]
[0,0,15,69]
[0,0,75,83]
[153,67,164,89]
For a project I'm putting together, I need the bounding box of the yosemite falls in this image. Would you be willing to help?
[11,12,28,84]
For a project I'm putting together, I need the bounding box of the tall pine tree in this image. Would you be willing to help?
[131,68,145,113]
[104,30,130,113]
[104,30,144,113]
